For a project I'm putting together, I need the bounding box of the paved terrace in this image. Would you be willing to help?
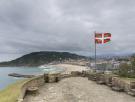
[22,64,135,102]
[24,77,135,102]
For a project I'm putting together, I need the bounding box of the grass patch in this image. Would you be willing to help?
[0,80,27,102]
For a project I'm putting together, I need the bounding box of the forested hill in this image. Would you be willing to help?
[0,51,86,67]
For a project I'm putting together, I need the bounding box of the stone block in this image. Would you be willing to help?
[71,71,82,77]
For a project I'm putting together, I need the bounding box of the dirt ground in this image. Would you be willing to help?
[24,77,135,102]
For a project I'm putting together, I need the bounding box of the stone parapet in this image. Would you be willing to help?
[18,70,135,102]
[86,71,135,96]
[18,73,61,102]
[18,75,45,102]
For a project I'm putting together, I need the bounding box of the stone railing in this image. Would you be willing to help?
[18,71,135,102]
[86,72,135,96]
[18,71,86,102]
[18,73,61,102]
[18,75,45,102]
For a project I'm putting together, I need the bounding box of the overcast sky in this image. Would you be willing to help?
[0,0,135,61]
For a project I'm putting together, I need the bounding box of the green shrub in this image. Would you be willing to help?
[118,63,131,77]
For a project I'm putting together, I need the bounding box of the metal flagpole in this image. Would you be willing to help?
[94,31,97,71]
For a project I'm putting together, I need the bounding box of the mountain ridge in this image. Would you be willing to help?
[0,51,86,67]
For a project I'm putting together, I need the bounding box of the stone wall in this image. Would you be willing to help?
[18,71,135,102]
[18,71,85,102]
[87,72,135,96]
[18,73,61,102]
[18,75,45,102]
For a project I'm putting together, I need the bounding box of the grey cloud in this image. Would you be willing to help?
[0,0,135,61]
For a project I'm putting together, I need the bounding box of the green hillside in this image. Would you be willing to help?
[0,51,86,67]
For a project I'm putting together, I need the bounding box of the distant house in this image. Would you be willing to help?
[90,61,120,72]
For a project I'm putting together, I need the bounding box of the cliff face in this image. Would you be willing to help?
[0,51,86,67]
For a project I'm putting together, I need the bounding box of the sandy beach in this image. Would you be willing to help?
[24,64,135,102]
[53,64,89,74]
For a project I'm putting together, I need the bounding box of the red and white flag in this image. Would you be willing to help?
[95,33,111,44]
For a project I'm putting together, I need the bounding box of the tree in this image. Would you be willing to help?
[131,57,135,73]
[118,63,131,77]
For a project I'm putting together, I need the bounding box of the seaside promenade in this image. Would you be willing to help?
[23,64,135,102]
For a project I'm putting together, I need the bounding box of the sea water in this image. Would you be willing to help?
[0,66,64,90]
